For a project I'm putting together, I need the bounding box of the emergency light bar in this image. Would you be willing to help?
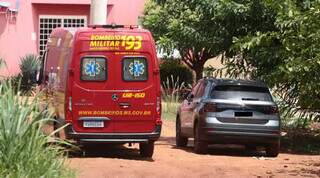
[89,24,139,29]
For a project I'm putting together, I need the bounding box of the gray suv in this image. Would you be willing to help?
[176,78,281,157]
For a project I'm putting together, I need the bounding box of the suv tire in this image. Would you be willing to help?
[140,141,154,158]
[176,117,188,147]
[194,122,207,154]
[266,141,280,157]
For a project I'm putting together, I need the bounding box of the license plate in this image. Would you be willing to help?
[234,112,253,117]
[83,121,104,128]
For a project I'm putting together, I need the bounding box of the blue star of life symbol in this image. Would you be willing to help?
[85,61,101,77]
[129,61,145,77]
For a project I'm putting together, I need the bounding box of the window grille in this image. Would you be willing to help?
[39,16,87,56]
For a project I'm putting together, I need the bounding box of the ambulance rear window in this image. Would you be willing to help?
[122,57,148,81]
[81,57,107,81]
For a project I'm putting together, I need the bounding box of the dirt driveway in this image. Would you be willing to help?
[68,120,320,178]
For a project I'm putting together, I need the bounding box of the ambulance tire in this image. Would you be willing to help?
[139,141,154,158]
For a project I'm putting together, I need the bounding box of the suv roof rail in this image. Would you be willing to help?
[203,76,217,80]
[89,23,139,29]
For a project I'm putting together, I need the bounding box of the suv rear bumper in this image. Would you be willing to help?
[65,124,161,143]
[202,123,280,144]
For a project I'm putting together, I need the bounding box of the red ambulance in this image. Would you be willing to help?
[39,25,162,157]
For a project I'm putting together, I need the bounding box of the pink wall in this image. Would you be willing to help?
[108,0,146,25]
[0,0,36,75]
[0,0,146,75]
[31,0,91,5]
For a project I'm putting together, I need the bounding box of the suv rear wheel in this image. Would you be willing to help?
[194,122,207,154]
[176,117,188,147]
[266,140,280,157]
[139,141,154,158]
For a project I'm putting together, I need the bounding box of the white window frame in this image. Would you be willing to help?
[38,15,87,56]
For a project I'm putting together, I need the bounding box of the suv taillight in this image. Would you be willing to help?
[203,103,217,113]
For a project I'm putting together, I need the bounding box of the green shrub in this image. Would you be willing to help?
[0,58,6,70]
[0,58,7,79]
[0,80,74,178]
[160,59,193,87]
[161,75,191,121]
[19,54,41,94]
[161,76,185,114]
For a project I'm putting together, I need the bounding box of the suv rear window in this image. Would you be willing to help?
[122,57,148,81]
[211,85,272,101]
[81,57,107,81]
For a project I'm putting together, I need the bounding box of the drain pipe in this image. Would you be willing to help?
[90,0,107,25]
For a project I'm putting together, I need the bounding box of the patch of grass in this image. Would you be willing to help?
[162,104,177,121]
[161,76,189,121]
[281,128,320,155]
[0,57,6,70]
[162,101,179,119]
[161,76,184,112]
[0,80,74,178]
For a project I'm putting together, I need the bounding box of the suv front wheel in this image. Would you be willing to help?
[176,117,188,147]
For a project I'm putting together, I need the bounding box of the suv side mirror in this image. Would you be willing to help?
[181,89,191,100]
[187,93,194,102]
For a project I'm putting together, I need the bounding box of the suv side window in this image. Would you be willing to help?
[194,81,206,98]
[191,82,201,97]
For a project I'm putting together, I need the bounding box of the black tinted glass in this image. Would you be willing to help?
[122,57,148,81]
[211,85,272,101]
[81,57,107,81]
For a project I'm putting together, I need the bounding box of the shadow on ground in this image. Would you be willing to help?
[158,135,320,157]
[68,143,154,162]
[158,136,269,157]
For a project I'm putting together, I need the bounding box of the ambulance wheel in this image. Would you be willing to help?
[139,141,154,158]
[54,117,68,139]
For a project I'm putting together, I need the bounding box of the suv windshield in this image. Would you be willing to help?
[211,85,273,101]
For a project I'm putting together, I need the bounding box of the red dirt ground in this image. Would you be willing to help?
[68,120,320,178]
